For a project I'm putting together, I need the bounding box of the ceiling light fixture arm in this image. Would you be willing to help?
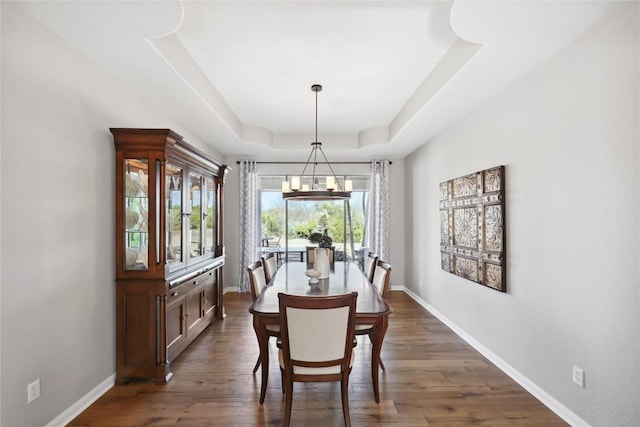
[316,143,344,192]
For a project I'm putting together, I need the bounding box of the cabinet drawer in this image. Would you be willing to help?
[201,269,215,285]
[166,283,189,306]
[167,271,205,304]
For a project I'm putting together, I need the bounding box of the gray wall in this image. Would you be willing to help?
[0,4,224,426]
[403,5,639,426]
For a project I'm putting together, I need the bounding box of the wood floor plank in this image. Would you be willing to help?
[67,291,566,426]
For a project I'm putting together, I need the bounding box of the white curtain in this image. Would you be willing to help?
[238,160,259,293]
[365,160,391,263]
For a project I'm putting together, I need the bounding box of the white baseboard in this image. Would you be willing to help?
[399,286,589,427]
[46,374,114,427]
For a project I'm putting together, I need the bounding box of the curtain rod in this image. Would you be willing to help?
[235,161,392,165]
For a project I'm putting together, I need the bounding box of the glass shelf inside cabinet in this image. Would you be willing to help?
[166,163,183,266]
[124,159,149,270]
[204,176,216,255]
[189,171,203,258]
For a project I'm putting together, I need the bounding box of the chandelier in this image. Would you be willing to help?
[282,84,352,200]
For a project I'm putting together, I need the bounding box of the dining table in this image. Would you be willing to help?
[249,261,392,404]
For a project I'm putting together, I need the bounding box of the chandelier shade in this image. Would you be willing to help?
[282,84,352,200]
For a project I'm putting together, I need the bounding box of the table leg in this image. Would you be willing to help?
[252,315,270,404]
[369,315,389,403]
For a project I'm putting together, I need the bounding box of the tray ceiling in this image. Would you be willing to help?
[16,1,625,160]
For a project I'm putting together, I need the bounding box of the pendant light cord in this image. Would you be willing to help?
[315,87,318,142]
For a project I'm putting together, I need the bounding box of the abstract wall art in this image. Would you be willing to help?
[439,166,506,291]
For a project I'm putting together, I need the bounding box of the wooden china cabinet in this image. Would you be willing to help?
[111,128,228,384]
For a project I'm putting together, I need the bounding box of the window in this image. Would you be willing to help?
[258,175,369,263]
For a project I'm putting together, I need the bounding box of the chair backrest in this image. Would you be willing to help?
[278,292,357,376]
[247,261,266,301]
[261,252,278,283]
[262,236,281,247]
[371,260,392,298]
[306,246,335,269]
[363,252,378,283]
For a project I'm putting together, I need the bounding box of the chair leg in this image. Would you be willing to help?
[283,375,294,427]
[280,369,285,394]
[341,377,351,427]
[252,355,261,374]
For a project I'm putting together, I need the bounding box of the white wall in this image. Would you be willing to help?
[404,5,639,426]
[223,159,405,293]
[0,4,225,426]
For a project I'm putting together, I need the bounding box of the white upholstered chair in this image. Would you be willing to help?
[355,259,391,370]
[371,260,392,298]
[277,292,358,427]
[261,251,278,283]
[363,252,378,283]
[248,261,280,374]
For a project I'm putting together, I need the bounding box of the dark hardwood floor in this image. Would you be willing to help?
[68,291,566,426]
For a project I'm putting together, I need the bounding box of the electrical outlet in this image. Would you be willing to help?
[572,366,585,388]
[27,379,40,403]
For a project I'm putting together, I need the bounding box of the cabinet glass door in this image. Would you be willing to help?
[189,171,203,258]
[166,163,183,266]
[124,159,149,270]
[204,176,216,255]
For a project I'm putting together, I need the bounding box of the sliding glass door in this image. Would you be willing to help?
[258,175,369,265]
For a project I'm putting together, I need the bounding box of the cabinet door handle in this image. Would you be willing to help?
[171,291,178,297]
[193,280,199,285]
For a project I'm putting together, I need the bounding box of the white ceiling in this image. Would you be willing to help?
[17,1,625,161]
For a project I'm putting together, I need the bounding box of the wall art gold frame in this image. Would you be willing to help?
[439,166,506,291]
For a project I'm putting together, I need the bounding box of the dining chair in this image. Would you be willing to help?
[277,292,358,427]
[371,260,392,298]
[306,246,335,269]
[261,251,278,283]
[247,261,280,374]
[355,259,392,370]
[363,252,378,283]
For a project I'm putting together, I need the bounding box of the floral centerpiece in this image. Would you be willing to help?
[308,229,333,248]
[308,229,332,279]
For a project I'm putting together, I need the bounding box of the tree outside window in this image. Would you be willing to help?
[259,186,367,260]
